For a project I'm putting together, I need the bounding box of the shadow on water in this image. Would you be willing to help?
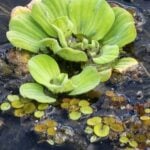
[0,0,150,150]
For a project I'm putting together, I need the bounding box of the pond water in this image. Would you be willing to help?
[0,0,150,150]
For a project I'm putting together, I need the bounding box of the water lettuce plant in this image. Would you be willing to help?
[20,54,100,103]
[7,0,138,83]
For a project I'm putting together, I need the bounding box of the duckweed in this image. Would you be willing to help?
[61,103,69,109]
[69,111,81,120]
[94,124,110,137]
[80,106,93,115]
[44,119,58,128]
[34,124,47,133]
[110,122,124,132]
[103,117,116,125]
[84,126,93,134]
[23,103,36,114]
[0,102,11,111]
[14,109,26,117]
[129,140,138,148]
[119,136,129,144]
[70,99,79,105]
[61,98,93,120]
[47,127,57,136]
[11,100,24,108]
[140,115,150,120]
[38,103,49,110]
[78,100,90,107]
[34,111,44,118]
[7,95,19,102]
[87,117,102,126]
[144,108,150,114]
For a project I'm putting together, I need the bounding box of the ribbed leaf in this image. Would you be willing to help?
[93,45,119,64]
[102,7,137,47]
[53,16,75,38]
[41,38,61,53]
[7,9,47,52]
[7,31,42,53]
[69,66,100,95]
[99,68,112,82]
[42,0,69,18]
[46,73,74,93]
[28,54,60,86]
[20,83,56,103]
[31,1,56,37]
[114,57,138,73]
[57,47,88,62]
[68,0,115,40]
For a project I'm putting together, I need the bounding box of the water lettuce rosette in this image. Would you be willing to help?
[7,0,138,103]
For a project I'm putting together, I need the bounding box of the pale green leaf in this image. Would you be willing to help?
[57,47,88,62]
[28,54,60,86]
[7,11,47,52]
[7,31,41,53]
[20,83,56,103]
[41,38,61,53]
[46,73,74,93]
[99,68,112,82]
[50,24,68,47]
[93,45,119,64]
[114,57,138,73]
[69,66,100,95]
[53,16,75,38]
[42,0,69,18]
[31,1,56,37]
[68,0,115,40]
[103,7,137,47]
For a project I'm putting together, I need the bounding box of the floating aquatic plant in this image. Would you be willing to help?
[34,110,45,118]
[20,54,100,103]
[61,98,93,120]
[7,0,138,86]
[7,95,20,102]
[0,102,11,111]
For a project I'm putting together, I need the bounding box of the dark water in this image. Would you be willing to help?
[0,0,150,150]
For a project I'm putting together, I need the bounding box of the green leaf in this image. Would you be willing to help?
[57,47,88,62]
[103,7,137,47]
[7,31,42,53]
[28,54,60,86]
[68,0,115,40]
[31,1,57,37]
[7,10,47,52]
[47,73,74,93]
[93,45,119,64]
[20,83,56,103]
[99,68,112,82]
[69,66,100,95]
[42,0,69,18]
[94,124,110,137]
[28,54,74,93]
[53,16,75,38]
[113,57,138,73]
[41,38,61,53]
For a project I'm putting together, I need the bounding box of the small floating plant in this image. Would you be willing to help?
[1,0,149,149]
